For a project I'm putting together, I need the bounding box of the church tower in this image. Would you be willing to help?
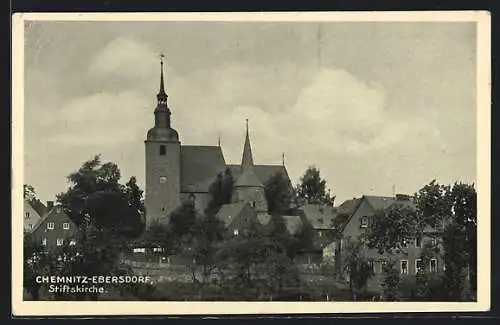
[144,55,181,226]
[232,119,268,214]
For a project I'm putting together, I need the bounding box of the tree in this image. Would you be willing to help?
[205,168,234,216]
[186,213,226,286]
[23,233,48,300]
[342,238,374,300]
[264,172,293,215]
[169,201,198,239]
[56,155,145,228]
[381,259,400,301]
[124,176,146,222]
[24,184,37,202]
[296,166,335,206]
[83,190,145,240]
[365,204,420,254]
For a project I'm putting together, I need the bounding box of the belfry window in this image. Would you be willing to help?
[159,145,166,156]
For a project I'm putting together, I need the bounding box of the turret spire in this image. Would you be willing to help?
[242,118,254,169]
[157,53,168,105]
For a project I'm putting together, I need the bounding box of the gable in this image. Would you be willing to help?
[180,146,227,193]
[23,200,43,232]
[341,198,376,239]
[32,206,77,235]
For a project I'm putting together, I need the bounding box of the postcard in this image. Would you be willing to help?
[11,11,491,316]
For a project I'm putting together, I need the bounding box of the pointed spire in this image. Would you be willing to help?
[157,53,168,105]
[242,118,254,169]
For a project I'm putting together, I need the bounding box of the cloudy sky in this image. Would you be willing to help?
[23,20,477,205]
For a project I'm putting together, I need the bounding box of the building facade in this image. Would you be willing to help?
[30,204,79,250]
[337,195,444,291]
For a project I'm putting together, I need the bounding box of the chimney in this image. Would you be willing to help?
[47,201,54,210]
[395,194,410,201]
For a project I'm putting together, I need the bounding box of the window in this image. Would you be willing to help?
[153,247,164,253]
[416,237,422,248]
[431,237,437,246]
[360,217,368,228]
[63,223,70,230]
[380,260,388,273]
[233,229,239,236]
[25,212,30,219]
[430,259,437,273]
[159,145,166,156]
[69,240,77,246]
[56,238,64,246]
[415,259,424,274]
[159,176,167,183]
[28,224,33,230]
[47,222,55,230]
[368,260,375,273]
[400,260,408,274]
[318,231,323,238]
[41,238,47,246]
[133,248,146,253]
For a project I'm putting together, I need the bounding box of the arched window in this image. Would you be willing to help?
[159,145,166,156]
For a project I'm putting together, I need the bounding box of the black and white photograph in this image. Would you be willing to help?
[12,11,490,315]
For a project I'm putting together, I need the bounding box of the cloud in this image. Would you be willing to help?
[88,37,159,83]
[23,32,476,204]
[41,90,151,146]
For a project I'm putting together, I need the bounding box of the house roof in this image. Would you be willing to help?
[32,205,74,232]
[300,204,337,229]
[180,145,227,193]
[25,199,48,218]
[282,215,304,235]
[215,202,249,227]
[363,195,397,211]
[337,198,362,215]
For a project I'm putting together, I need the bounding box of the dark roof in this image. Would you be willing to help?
[32,205,74,232]
[337,198,362,216]
[180,145,227,193]
[234,168,264,188]
[29,199,47,218]
[282,215,304,235]
[364,195,397,211]
[228,164,291,187]
[215,202,248,227]
[300,204,337,229]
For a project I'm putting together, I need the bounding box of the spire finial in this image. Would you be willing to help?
[241,118,254,169]
[218,132,221,147]
[282,152,285,166]
[157,53,167,104]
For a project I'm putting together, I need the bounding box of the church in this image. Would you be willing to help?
[144,57,292,226]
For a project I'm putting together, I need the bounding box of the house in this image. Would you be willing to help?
[30,204,79,250]
[23,200,47,233]
[299,203,338,248]
[337,194,444,290]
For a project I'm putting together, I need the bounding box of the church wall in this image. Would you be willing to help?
[145,140,181,226]
[180,192,210,213]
